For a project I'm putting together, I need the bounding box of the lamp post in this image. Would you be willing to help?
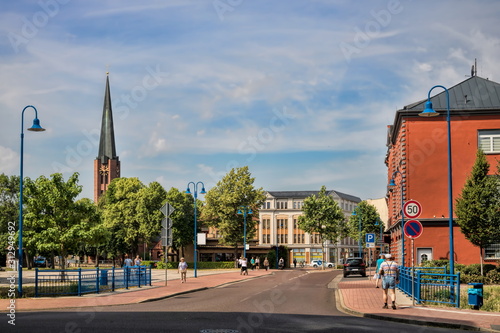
[185,181,206,278]
[19,105,45,297]
[419,85,454,274]
[237,206,252,258]
[389,170,405,266]
[375,218,383,254]
[351,210,362,258]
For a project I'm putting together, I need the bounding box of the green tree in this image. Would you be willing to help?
[456,149,500,275]
[23,173,103,270]
[0,174,19,267]
[165,187,195,258]
[347,201,381,251]
[201,166,266,255]
[101,177,166,259]
[298,186,346,268]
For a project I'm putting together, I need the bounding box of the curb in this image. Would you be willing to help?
[331,275,491,332]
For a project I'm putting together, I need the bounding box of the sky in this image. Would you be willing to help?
[1,0,500,202]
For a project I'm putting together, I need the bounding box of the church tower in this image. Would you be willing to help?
[94,73,120,203]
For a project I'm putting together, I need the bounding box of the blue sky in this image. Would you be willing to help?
[1,0,500,201]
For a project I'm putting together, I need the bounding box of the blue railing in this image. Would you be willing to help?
[398,266,460,307]
[35,265,152,297]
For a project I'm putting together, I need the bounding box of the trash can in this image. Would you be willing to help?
[100,270,108,286]
[468,283,483,310]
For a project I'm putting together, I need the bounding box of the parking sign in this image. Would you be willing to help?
[365,233,375,243]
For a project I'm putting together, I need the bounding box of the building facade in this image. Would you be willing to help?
[385,75,500,266]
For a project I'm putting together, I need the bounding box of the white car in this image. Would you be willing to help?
[309,260,334,268]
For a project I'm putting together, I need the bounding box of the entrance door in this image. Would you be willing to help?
[416,248,432,265]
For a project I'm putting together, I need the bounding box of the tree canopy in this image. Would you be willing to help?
[165,187,195,257]
[455,149,500,273]
[347,200,381,247]
[201,166,266,249]
[298,185,346,245]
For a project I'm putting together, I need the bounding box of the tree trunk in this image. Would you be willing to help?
[480,247,484,276]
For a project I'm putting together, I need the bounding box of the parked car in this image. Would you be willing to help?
[309,260,334,268]
[34,256,47,268]
[343,257,366,277]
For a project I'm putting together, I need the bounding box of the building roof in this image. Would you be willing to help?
[97,74,118,163]
[266,190,361,203]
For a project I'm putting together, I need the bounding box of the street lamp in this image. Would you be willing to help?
[419,85,454,274]
[351,210,362,258]
[389,170,405,266]
[237,206,252,259]
[19,105,45,297]
[185,181,206,278]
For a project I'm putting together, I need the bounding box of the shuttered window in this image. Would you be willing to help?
[479,130,500,153]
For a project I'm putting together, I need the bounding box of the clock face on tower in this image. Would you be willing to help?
[99,165,109,175]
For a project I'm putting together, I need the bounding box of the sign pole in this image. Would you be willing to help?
[411,238,415,306]
[165,245,168,286]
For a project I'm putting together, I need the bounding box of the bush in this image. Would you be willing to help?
[140,261,157,268]
[420,259,449,268]
[486,270,500,284]
[460,274,486,284]
[153,261,235,269]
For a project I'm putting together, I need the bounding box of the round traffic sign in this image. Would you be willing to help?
[403,200,422,219]
[404,220,423,239]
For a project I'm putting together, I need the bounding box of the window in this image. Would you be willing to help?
[293,200,302,209]
[485,244,500,260]
[479,130,500,153]
[277,201,288,209]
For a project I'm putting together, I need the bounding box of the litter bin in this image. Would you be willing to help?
[468,283,483,310]
[100,270,108,286]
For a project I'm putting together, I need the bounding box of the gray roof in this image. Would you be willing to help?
[404,76,500,111]
[267,190,361,203]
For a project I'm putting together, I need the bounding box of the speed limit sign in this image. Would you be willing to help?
[403,200,422,219]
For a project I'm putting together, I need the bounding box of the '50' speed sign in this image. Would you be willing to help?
[403,200,422,219]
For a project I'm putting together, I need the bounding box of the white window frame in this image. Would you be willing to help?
[478,130,500,153]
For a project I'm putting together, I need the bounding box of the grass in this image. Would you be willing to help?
[460,285,500,312]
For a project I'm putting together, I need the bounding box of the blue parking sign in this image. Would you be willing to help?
[365,233,375,243]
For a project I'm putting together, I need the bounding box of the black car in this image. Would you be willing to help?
[343,257,366,277]
[34,257,47,268]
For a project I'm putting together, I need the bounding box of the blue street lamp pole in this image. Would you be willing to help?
[351,210,362,257]
[18,105,45,297]
[237,206,252,259]
[185,181,206,278]
[419,85,454,274]
[389,170,405,266]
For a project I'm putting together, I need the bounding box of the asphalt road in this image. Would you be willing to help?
[4,270,467,333]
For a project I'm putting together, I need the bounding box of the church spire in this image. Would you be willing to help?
[97,73,117,162]
[94,73,120,203]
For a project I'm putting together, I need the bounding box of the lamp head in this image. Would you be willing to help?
[237,209,242,215]
[28,118,45,132]
[248,209,252,214]
[388,179,396,187]
[351,210,357,216]
[200,187,206,194]
[185,187,191,194]
[375,218,380,226]
[419,100,439,117]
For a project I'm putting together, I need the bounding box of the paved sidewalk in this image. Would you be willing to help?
[334,275,500,332]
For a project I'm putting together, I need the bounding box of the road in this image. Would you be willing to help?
[4,269,466,333]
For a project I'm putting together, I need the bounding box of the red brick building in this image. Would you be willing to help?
[385,75,500,267]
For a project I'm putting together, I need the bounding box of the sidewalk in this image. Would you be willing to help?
[334,275,500,332]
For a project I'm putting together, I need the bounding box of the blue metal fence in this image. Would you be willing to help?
[35,265,152,297]
[398,266,460,307]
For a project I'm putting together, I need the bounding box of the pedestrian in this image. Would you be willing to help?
[378,253,399,310]
[240,257,248,275]
[255,257,260,270]
[134,255,142,266]
[178,257,188,283]
[374,254,385,288]
[293,258,297,268]
[263,257,270,271]
[123,254,133,267]
[250,256,256,270]
[238,257,243,269]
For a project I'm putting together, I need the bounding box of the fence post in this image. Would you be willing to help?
[96,267,100,294]
[112,266,115,292]
[78,268,82,296]
[149,264,152,286]
[125,266,129,290]
[138,266,141,288]
[456,272,460,308]
[415,270,421,304]
[35,268,39,297]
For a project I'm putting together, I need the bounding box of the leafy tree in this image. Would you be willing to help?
[101,177,166,259]
[347,200,381,250]
[23,173,103,270]
[0,174,19,267]
[201,166,266,255]
[165,187,195,258]
[456,149,500,275]
[298,186,346,267]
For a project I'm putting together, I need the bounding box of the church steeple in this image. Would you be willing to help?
[94,73,120,203]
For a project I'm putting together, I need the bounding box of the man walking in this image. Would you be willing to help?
[378,253,399,310]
